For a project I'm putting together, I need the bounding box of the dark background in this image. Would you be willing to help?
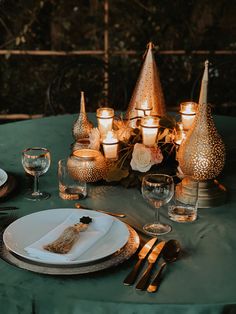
[0,0,235,116]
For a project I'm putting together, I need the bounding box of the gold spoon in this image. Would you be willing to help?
[75,203,126,218]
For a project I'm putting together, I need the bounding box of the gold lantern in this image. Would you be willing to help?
[67,149,107,183]
[176,103,226,208]
[126,42,166,127]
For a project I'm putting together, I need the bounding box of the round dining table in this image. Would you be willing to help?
[0,112,235,314]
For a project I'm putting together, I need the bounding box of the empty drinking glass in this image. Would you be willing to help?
[142,174,174,236]
[168,177,199,223]
[58,159,87,200]
[22,147,51,201]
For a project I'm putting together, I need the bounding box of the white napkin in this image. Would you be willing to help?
[24,212,114,263]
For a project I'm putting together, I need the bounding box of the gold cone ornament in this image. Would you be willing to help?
[72,91,93,142]
[176,74,226,207]
[126,42,166,126]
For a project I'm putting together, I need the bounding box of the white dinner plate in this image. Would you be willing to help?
[3,208,129,265]
[0,168,8,187]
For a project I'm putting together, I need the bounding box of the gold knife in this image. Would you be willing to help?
[123,237,157,285]
[135,241,165,290]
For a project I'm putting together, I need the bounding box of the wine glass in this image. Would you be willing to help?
[22,147,51,201]
[142,174,174,236]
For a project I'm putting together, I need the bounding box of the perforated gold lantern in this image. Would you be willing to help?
[176,103,226,207]
[67,149,107,182]
[126,42,166,127]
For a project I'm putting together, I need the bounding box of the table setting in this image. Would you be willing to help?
[0,42,235,314]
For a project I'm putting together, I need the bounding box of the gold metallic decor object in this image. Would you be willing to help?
[67,149,107,183]
[126,42,166,126]
[198,60,209,105]
[72,138,90,151]
[176,177,226,208]
[72,91,93,141]
[177,103,226,208]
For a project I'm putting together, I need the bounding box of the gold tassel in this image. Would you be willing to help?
[44,216,92,254]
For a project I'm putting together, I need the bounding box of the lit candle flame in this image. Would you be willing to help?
[102,131,119,159]
[141,116,159,147]
[142,100,149,110]
[96,107,114,138]
[180,102,197,131]
[181,103,196,114]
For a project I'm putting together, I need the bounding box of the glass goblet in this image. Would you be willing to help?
[22,147,51,201]
[142,174,174,236]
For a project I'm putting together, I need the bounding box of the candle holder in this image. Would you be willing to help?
[96,107,114,138]
[72,138,90,151]
[102,131,119,160]
[180,102,197,131]
[141,116,159,147]
[67,149,107,182]
[135,100,153,118]
[177,103,226,208]
[174,122,186,146]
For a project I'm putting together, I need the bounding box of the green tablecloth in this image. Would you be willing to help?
[0,113,236,314]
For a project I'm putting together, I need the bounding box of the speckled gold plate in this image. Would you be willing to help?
[0,225,139,275]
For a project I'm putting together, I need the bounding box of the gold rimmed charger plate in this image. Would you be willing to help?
[1,225,139,275]
[0,174,16,199]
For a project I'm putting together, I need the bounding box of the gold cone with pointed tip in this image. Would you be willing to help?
[126,42,166,126]
[73,91,93,141]
[198,60,209,105]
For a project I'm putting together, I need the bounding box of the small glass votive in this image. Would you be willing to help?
[58,159,87,200]
[168,178,198,223]
[135,100,152,117]
[180,102,197,131]
[141,116,159,147]
[96,107,114,138]
[102,131,119,160]
[174,122,186,146]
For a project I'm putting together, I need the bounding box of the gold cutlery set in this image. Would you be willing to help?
[124,237,181,292]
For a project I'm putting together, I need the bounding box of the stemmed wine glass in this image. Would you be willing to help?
[22,147,51,201]
[142,174,174,236]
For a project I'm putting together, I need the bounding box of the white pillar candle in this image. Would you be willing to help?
[180,102,197,131]
[96,107,114,138]
[102,131,119,159]
[141,116,159,147]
